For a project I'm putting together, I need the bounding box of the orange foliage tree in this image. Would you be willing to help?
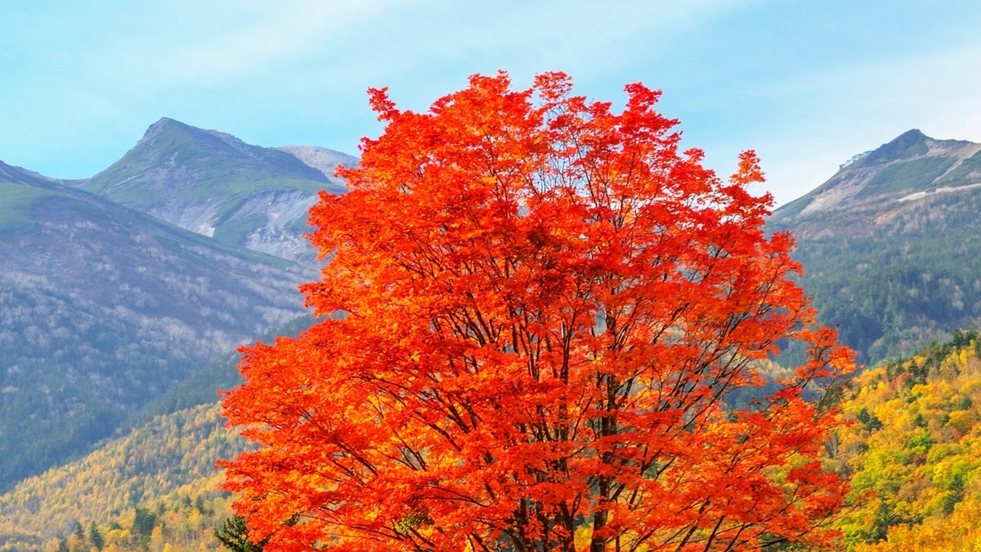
[220,72,855,552]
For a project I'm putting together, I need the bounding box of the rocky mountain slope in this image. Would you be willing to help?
[769,130,981,364]
[79,118,353,266]
[275,144,359,179]
[0,162,313,490]
[771,129,981,235]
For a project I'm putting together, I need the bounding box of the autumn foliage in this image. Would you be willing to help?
[835,331,981,550]
[220,72,855,551]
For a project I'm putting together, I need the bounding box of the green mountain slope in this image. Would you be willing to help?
[0,162,312,490]
[80,118,350,266]
[769,131,981,364]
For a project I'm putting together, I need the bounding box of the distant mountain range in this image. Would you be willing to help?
[769,129,981,364]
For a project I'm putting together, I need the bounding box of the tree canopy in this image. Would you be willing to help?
[220,72,855,552]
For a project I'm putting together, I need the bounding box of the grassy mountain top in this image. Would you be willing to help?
[83,118,341,206]
[77,118,348,265]
[771,129,981,231]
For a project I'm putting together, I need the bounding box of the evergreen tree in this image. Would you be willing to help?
[215,515,267,552]
[88,520,105,551]
[132,505,156,538]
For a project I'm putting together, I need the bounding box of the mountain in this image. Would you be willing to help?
[79,118,352,266]
[769,130,981,364]
[0,162,313,490]
[770,129,981,234]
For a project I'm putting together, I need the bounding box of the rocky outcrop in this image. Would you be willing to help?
[276,144,359,180]
[770,130,981,238]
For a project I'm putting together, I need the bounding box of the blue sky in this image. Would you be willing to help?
[1,0,980,205]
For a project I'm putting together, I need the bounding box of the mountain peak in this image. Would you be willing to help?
[897,128,926,141]
[862,128,929,165]
[142,116,193,139]
[771,130,981,226]
[151,116,183,127]
[140,117,242,148]
[80,119,351,265]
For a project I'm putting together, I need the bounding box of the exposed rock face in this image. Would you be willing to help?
[236,190,322,260]
[275,144,359,180]
[770,129,981,238]
[79,118,353,267]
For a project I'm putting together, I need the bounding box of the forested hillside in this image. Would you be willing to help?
[116,314,317,435]
[835,330,981,550]
[9,331,981,552]
[0,316,319,552]
[791,190,981,364]
[0,403,241,552]
[0,162,312,490]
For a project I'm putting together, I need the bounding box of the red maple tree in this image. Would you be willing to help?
[220,72,854,552]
